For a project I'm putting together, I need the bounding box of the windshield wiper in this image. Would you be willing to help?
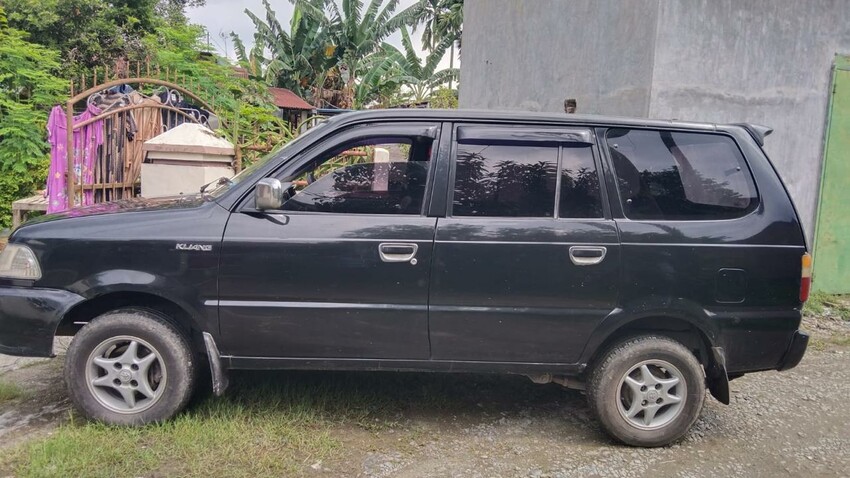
[200,176,233,196]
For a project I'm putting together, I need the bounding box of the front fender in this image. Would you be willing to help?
[64,269,212,333]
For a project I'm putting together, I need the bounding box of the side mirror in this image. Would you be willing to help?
[255,178,283,210]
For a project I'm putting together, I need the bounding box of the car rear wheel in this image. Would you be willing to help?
[587,335,705,447]
[65,308,196,425]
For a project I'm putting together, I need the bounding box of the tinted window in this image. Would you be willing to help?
[453,144,558,217]
[559,146,603,218]
[283,161,429,215]
[607,129,757,220]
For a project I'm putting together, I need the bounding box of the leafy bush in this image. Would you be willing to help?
[429,87,458,109]
[0,9,66,228]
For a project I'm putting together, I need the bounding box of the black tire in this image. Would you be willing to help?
[587,335,706,447]
[64,308,196,425]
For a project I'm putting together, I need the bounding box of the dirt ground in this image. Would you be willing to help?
[0,317,848,477]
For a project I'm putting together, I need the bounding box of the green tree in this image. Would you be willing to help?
[156,0,206,24]
[145,22,291,165]
[0,7,67,228]
[4,0,204,78]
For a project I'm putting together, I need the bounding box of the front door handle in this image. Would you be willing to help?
[569,246,607,266]
[379,242,419,264]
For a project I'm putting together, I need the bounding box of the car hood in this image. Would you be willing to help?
[22,195,210,225]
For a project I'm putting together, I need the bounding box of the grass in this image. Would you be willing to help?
[804,292,850,320]
[810,335,850,351]
[0,371,555,477]
[0,380,26,403]
[804,293,850,351]
[0,372,367,477]
[6,406,339,478]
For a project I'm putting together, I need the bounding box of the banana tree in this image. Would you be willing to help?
[383,27,458,104]
[238,0,419,108]
[411,0,463,89]
[234,0,336,99]
[307,0,421,107]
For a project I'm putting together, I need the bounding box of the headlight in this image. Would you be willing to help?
[0,244,42,280]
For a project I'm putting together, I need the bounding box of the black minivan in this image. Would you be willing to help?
[0,110,810,446]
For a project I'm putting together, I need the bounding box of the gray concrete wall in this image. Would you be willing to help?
[648,0,850,241]
[459,0,658,116]
[459,0,850,241]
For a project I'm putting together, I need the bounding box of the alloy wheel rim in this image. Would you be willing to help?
[85,335,167,414]
[616,359,686,430]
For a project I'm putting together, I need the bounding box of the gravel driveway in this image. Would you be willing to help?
[1,323,848,477]
[354,346,850,478]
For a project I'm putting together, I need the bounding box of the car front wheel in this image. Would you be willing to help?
[587,335,706,447]
[65,308,196,425]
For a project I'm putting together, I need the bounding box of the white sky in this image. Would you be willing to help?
[186,0,459,71]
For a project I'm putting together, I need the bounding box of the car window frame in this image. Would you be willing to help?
[445,123,609,220]
[237,122,442,218]
[600,127,762,223]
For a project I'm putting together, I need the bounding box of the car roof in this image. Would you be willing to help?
[322,108,727,132]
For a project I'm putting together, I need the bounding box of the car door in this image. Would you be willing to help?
[429,124,620,364]
[218,123,442,359]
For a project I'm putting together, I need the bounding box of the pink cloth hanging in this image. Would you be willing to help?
[45,104,104,213]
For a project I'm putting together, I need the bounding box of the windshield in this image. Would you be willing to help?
[205,120,329,198]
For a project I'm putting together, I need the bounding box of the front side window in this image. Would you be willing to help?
[452,144,558,217]
[606,129,757,220]
[282,140,430,215]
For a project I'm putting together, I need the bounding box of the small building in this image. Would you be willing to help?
[269,87,315,130]
[141,123,235,198]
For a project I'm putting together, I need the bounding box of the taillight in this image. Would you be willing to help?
[800,253,812,303]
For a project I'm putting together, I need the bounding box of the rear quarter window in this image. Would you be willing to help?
[606,129,758,220]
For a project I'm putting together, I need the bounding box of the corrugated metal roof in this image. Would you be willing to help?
[268,87,315,110]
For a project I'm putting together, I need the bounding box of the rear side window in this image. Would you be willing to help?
[606,129,757,220]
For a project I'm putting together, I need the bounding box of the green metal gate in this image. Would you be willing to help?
[813,55,850,293]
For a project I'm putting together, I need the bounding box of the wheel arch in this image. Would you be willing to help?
[55,290,207,352]
[580,309,730,404]
[582,314,714,367]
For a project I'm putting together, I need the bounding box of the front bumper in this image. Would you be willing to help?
[0,286,85,357]
[777,330,809,371]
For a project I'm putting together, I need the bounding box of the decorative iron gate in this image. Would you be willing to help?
[61,64,226,209]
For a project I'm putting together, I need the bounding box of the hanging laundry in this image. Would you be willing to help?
[107,84,135,95]
[89,91,138,139]
[45,104,104,213]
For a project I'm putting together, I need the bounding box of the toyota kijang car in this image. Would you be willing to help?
[0,110,810,447]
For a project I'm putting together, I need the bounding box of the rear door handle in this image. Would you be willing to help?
[379,243,419,264]
[569,246,607,266]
